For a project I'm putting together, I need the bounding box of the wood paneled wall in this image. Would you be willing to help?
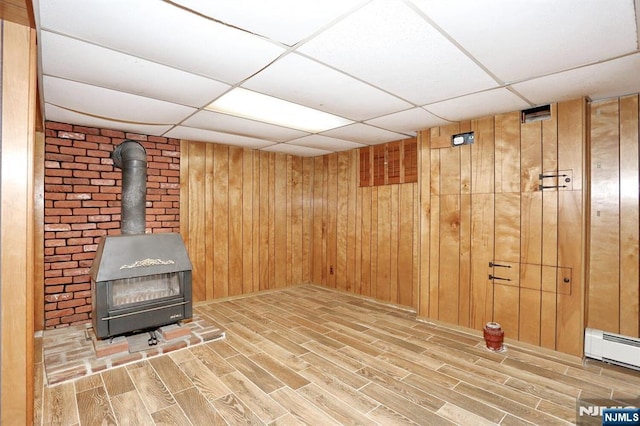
[180,142,420,309]
[589,95,640,337]
[418,99,586,356]
[309,150,419,309]
[0,19,36,425]
[180,142,314,301]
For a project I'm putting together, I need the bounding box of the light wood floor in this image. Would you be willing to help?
[35,284,640,425]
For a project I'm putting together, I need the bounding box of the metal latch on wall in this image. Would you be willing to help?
[538,170,572,190]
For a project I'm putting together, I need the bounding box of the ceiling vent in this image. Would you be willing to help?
[521,105,551,123]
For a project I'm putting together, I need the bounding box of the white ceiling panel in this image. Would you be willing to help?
[242,53,412,121]
[165,126,276,149]
[321,123,410,145]
[425,88,532,122]
[44,76,196,124]
[262,144,332,157]
[45,104,174,136]
[170,0,368,46]
[37,0,285,84]
[40,31,231,108]
[298,0,498,105]
[35,0,640,157]
[511,54,640,106]
[182,110,309,142]
[410,0,638,83]
[365,107,453,134]
[287,135,366,152]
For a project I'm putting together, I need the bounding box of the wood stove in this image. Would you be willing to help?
[89,140,192,339]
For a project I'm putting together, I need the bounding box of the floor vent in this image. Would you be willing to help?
[584,328,640,371]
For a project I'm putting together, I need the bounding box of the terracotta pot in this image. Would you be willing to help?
[483,322,504,351]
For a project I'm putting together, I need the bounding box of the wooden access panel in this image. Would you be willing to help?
[420,99,586,356]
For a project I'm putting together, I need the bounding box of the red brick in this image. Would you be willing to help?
[91,179,115,186]
[45,293,73,302]
[75,156,101,165]
[75,304,92,314]
[51,261,79,270]
[45,318,61,327]
[58,298,86,309]
[86,134,110,144]
[45,193,66,201]
[44,254,72,263]
[55,246,83,255]
[44,270,62,278]
[126,133,147,141]
[60,215,89,223]
[73,140,99,150]
[73,125,100,135]
[45,308,74,319]
[45,223,71,232]
[72,252,96,261]
[63,178,90,185]
[54,200,82,208]
[73,170,100,179]
[73,208,100,216]
[58,131,86,141]
[67,237,94,245]
[66,283,90,292]
[73,185,99,193]
[101,129,125,138]
[46,184,73,193]
[162,150,180,158]
[82,200,107,208]
[74,290,92,299]
[45,239,66,247]
[71,223,96,230]
[46,152,74,162]
[44,285,65,293]
[45,303,58,311]
[72,275,90,283]
[89,215,112,222]
[92,193,117,201]
[67,193,92,200]
[46,121,73,131]
[88,164,113,172]
[82,229,107,237]
[84,243,99,252]
[60,162,88,170]
[61,313,89,324]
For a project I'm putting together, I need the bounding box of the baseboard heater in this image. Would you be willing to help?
[584,328,640,371]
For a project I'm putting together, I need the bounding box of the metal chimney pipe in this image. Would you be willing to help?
[111,140,147,235]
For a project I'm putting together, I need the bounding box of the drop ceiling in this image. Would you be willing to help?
[34,0,640,157]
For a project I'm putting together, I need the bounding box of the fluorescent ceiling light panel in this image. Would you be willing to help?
[206,88,353,133]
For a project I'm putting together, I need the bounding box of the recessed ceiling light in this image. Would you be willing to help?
[206,88,353,133]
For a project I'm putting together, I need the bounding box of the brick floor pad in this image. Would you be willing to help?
[42,314,225,386]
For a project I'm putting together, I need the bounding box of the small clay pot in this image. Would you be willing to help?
[483,322,504,351]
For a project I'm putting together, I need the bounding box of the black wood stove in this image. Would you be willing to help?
[89,140,192,339]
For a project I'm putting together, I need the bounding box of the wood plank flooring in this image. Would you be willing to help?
[34,284,640,425]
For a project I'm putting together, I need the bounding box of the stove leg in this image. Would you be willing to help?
[148,330,158,346]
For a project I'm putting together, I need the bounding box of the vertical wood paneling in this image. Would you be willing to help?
[556,98,585,356]
[181,143,313,299]
[495,112,521,193]
[419,132,431,316]
[390,185,399,304]
[336,152,349,291]
[422,98,586,356]
[213,145,229,298]
[187,142,206,302]
[618,95,640,337]
[242,149,255,294]
[589,95,640,339]
[347,150,358,293]
[274,154,287,288]
[326,154,338,288]
[470,193,494,329]
[301,158,314,285]
[439,194,460,324]
[228,147,243,297]
[589,99,620,332]
[1,22,36,424]
[376,186,392,301]
[360,186,372,297]
[312,157,324,285]
[291,156,303,284]
[398,184,414,307]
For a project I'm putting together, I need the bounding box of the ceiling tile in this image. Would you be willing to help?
[40,31,231,108]
[182,110,309,142]
[321,123,410,145]
[511,54,640,105]
[425,88,532,122]
[45,104,173,136]
[287,135,366,152]
[37,0,285,84]
[261,144,332,157]
[171,0,368,46]
[44,76,196,124]
[365,107,453,134]
[298,0,498,105]
[410,0,638,83]
[164,126,276,149]
[243,53,412,121]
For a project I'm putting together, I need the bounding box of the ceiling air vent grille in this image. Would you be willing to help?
[521,105,551,123]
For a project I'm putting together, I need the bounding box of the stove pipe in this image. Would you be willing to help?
[111,140,147,235]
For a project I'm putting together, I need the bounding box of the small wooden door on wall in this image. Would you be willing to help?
[419,98,585,356]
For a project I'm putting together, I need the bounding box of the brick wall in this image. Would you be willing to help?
[44,121,181,328]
